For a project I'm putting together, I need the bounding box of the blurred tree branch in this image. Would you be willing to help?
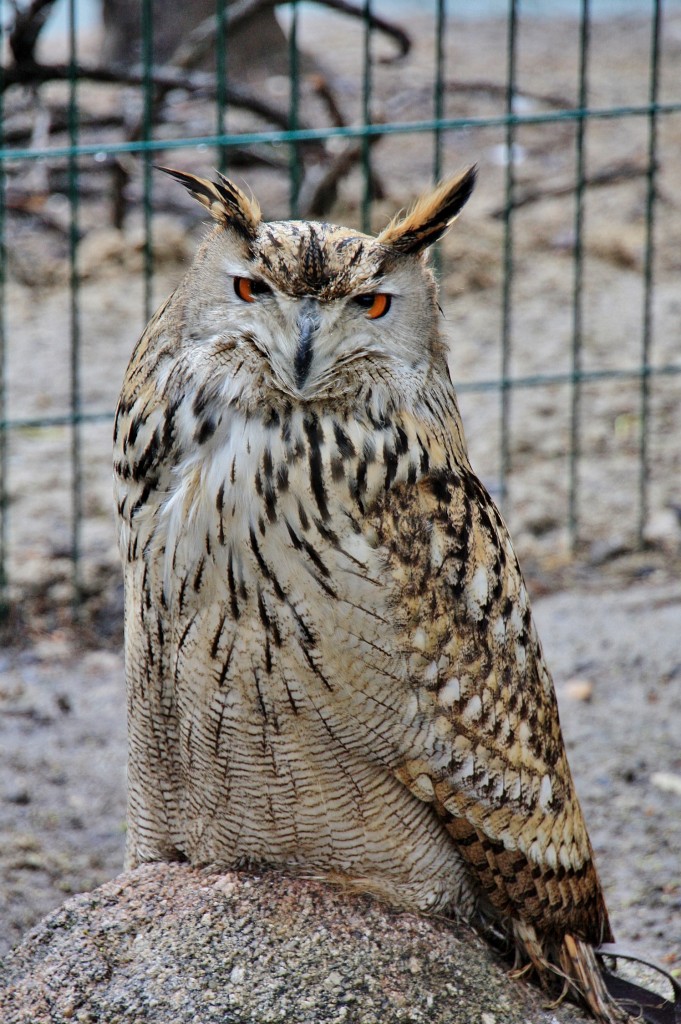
[8,0,60,65]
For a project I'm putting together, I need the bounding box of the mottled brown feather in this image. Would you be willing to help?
[377,165,477,253]
[159,166,261,236]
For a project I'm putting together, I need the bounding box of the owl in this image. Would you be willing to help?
[113,167,671,1024]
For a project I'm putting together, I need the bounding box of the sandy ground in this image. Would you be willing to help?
[1,2,680,995]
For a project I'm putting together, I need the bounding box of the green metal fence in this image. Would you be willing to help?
[1,0,680,618]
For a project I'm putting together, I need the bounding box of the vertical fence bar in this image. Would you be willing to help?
[141,0,154,322]
[360,0,373,233]
[288,0,301,217]
[499,0,519,512]
[568,0,590,550]
[215,0,228,173]
[638,0,661,545]
[0,3,7,615]
[67,0,83,608]
[433,0,446,184]
[431,0,447,281]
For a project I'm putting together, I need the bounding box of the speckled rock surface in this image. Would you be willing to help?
[0,862,592,1024]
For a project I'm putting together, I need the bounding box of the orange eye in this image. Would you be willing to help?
[354,293,392,319]
[233,276,272,303]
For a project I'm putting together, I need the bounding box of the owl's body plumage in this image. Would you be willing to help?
[115,169,633,1021]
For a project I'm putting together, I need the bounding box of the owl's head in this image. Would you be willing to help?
[163,166,476,407]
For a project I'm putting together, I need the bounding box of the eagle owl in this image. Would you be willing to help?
[114,167,664,1024]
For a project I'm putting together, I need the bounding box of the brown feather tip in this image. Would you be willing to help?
[554,934,681,1024]
[377,164,477,255]
[512,922,655,1023]
[156,166,261,237]
[559,934,632,1023]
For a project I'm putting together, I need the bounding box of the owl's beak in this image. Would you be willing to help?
[294,304,320,390]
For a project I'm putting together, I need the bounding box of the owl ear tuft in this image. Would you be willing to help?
[158,167,261,238]
[377,165,477,255]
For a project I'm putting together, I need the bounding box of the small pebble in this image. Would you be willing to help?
[563,678,593,702]
[651,772,681,796]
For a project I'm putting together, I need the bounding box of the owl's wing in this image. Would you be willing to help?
[113,304,189,869]
[370,459,618,1012]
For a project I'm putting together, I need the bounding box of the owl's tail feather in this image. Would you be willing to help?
[512,922,680,1024]
[559,933,631,1023]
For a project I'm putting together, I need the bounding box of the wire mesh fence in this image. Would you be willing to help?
[1,0,680,620]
